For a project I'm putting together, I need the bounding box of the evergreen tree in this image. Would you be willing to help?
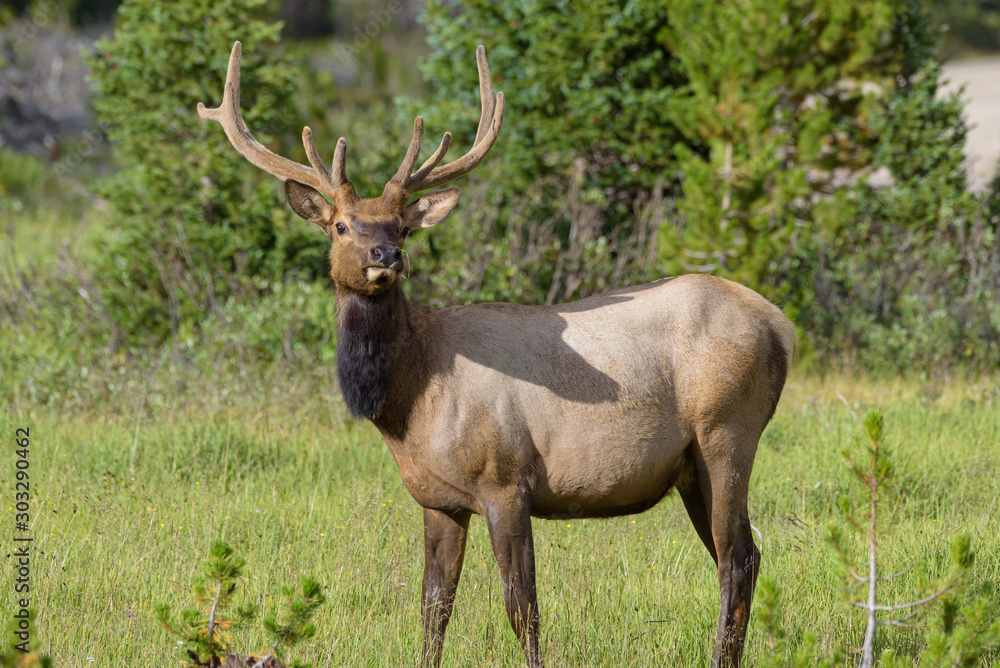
[86,0,327,348]
[658,0,901,302]
[803,1,999,370]
[419,0,690,203]
[262,577,326,668]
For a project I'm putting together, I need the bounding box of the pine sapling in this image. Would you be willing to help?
[756,575,840,668]
[0,609,52,668]
[156,540,256,667]
[828,409,987,668]
[253,576,326,668]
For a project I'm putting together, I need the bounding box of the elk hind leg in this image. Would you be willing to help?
[677,448,719,564]
[699,428,761,668]
[421,507,470,668]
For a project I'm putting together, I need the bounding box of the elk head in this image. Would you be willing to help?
[198,42,504,297]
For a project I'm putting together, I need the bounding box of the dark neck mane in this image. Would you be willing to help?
[335,286,421,429]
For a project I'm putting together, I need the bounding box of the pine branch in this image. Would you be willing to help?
[851,582,956,612]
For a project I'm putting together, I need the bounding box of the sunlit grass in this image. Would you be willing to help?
[2,370,997,666]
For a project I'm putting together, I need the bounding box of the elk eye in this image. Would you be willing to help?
[335,223,348,235]
[400,228,409,240]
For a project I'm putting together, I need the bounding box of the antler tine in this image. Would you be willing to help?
[406,45,505,193]
[473,45,497,146]
[406,132,452,191]
[389,117,425,187]
[198,42,346,196]
[302,127,330,180]
[303,131,350,187]
[331,137,348,186]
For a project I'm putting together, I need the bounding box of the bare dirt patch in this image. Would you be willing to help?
[942,56,1000,189]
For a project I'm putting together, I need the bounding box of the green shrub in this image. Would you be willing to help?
[412,0,683,305]
[416,0,999,374]
[802,46,1000,373]
[0,147,46,198]
[86,0,328,348]
[657,0,898,304]
[419,0,688,206]
[157,540,325,668]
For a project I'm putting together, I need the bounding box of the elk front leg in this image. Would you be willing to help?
[484,496,542,667]
[421,507,470,668]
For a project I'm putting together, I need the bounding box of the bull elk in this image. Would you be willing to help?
[199,42,795,667]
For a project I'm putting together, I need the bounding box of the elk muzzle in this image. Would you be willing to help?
[365,243,403,285]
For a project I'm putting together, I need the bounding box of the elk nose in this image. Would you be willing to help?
[370,244,402,268]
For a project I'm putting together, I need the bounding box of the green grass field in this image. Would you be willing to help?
[3,369,998,667]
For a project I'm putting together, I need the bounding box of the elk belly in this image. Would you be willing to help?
[525,400,694,519]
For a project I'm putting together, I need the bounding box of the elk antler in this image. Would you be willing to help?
[389,45,505,195]
[197,41,349,199]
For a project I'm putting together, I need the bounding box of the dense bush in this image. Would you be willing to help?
[802,8,1000,371]
[417,0,1000,373]
[658,0,900,302]
[419,0,689,200]
[413,0,687,305]
[7,0,990,376]
[86,0,329,347]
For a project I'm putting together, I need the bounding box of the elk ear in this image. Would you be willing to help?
[285,180,335,226]
[403,187,461,230]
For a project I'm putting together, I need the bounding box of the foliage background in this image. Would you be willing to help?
[2,0,999,383]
